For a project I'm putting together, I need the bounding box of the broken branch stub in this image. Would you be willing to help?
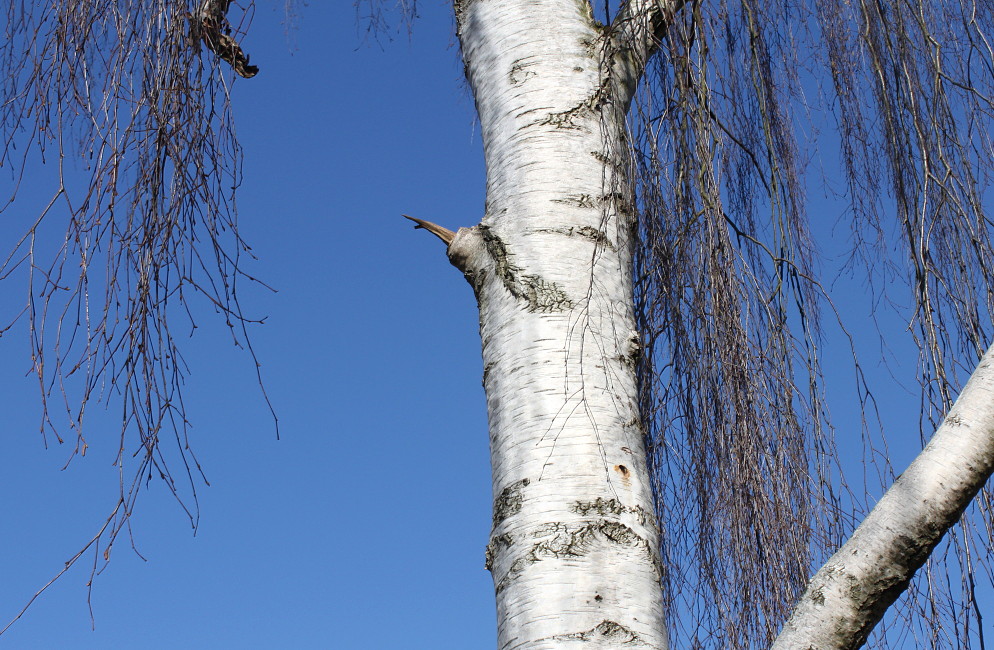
[403,215,456,246]
[193,0,258,78]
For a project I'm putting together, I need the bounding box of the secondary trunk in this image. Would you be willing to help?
[773,343,994,648]
[449,1,666,648]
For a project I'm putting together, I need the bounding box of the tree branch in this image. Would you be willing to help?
[610,0,687,70]
[194,0,259,78]
[773,343,994,648]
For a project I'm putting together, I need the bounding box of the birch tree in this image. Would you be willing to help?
[3,0,994,648]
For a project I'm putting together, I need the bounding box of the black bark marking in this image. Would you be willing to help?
[492,477,530,526]
[552,193,597,209]
[480,226,573,312]
[485,533,513,573]
[572,497,650,526]
[509,58,539,86]
[492,519,659,593]
[549,620,654,646]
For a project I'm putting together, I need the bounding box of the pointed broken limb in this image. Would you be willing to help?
[403,215,456,246]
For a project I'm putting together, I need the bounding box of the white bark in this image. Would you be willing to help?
[612,0,686,74]
[450,1,666,647]
[774,343,994,649]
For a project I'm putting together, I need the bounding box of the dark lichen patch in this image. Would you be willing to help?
[452,0,474,28]
[573,497,626,517]
[480,225,514,280]
[492,477,530,527]
[600,520,639,545]
[485,533,513,572]
[601,191,637,216]
[481,361,495,388]
[480,226,573,312]
[529,522,592,560]
[519,274,572,312]
[538,107,591,130]
[577,225,612,248]
[579,36,598,58]
[535,77,612,130]
[621,330,642,368]
[572,497,650,526]
[493,519,660,593]
[528,520,650,562]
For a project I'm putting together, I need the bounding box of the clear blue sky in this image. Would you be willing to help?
[1,3,495,647]
[0,2,969,648]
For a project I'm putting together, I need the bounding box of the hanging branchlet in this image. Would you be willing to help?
[0,0,278,623]
[619,0,994,646]
[611,1,839,646]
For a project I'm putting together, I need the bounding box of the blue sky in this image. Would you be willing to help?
[0,1,979,648]
[1,3,496,647]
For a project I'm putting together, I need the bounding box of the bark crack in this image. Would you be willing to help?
[535,225,616,251]
[534,76,612,130]
[545,620,663,648]
[551,194,597,209]
[493,519,659,593]
[509,57,540,86]
[485,533,513,573]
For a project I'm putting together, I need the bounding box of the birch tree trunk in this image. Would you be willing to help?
[447,1,667,647]
[442,1,994,647]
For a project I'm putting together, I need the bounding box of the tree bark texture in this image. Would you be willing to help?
[772,343,994,649]
[451,1,667,648]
